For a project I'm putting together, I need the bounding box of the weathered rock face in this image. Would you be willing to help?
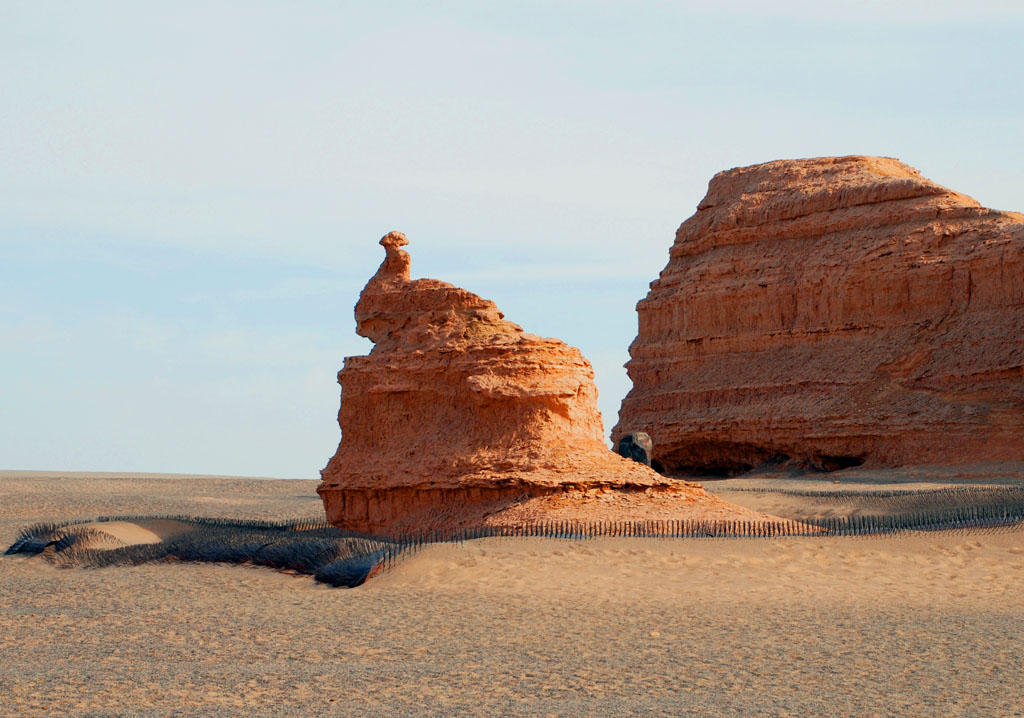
[614,156,1024,474]
[319,232,756,533]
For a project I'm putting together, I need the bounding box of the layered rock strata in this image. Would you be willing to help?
[614,156,1024,474]
[319,232,758,533]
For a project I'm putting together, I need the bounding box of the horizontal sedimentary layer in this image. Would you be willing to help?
[614,156,1024,473]
[320,450,677,492]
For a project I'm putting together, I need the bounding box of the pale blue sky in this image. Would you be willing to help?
[2,1,1022,477]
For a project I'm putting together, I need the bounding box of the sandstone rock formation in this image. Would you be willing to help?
[319,232,760,533]
[614,156,1024,474]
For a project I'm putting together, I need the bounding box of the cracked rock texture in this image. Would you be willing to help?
[613,156,1024,474]
[319,232,759,534]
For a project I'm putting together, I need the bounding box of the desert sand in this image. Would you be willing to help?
[2,471,1023,717]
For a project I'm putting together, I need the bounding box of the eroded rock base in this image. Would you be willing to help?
[318,482,768,536]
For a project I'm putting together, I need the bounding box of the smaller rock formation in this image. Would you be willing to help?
[617,432,654,468]
[319,232,761,534]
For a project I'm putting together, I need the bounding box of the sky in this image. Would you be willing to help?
[2,1,1022,478]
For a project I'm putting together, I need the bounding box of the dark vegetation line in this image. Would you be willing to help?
[6,504,1024,587]
[718,486,1022,498]
[4,516,386,587]
[715,486,1024,509]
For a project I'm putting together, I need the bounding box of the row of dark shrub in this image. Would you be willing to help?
[718,485,1024,510]
[4,515,388,587]
[81,514,337,532]
[31,527,392,588]
[371,504,1024,576]
[720,485,1024,499]
[7,505,1024,587]
[6,514,357,554]
[389,503,1024,545]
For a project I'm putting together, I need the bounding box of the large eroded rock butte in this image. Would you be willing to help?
[319,232,762,533]
[613,156,1024,474]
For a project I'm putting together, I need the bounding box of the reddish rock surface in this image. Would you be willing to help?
[319,232,761,533]
[613,156,1024,474]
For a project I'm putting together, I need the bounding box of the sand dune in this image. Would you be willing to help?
[1,471,1023,717]
[70,519,195,546]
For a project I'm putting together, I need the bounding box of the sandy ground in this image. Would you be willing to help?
[2,472,1023,717]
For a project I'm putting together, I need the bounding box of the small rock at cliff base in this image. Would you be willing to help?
[617,432,654,467]
[318,232,765,534]
[613,155,1024,475]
